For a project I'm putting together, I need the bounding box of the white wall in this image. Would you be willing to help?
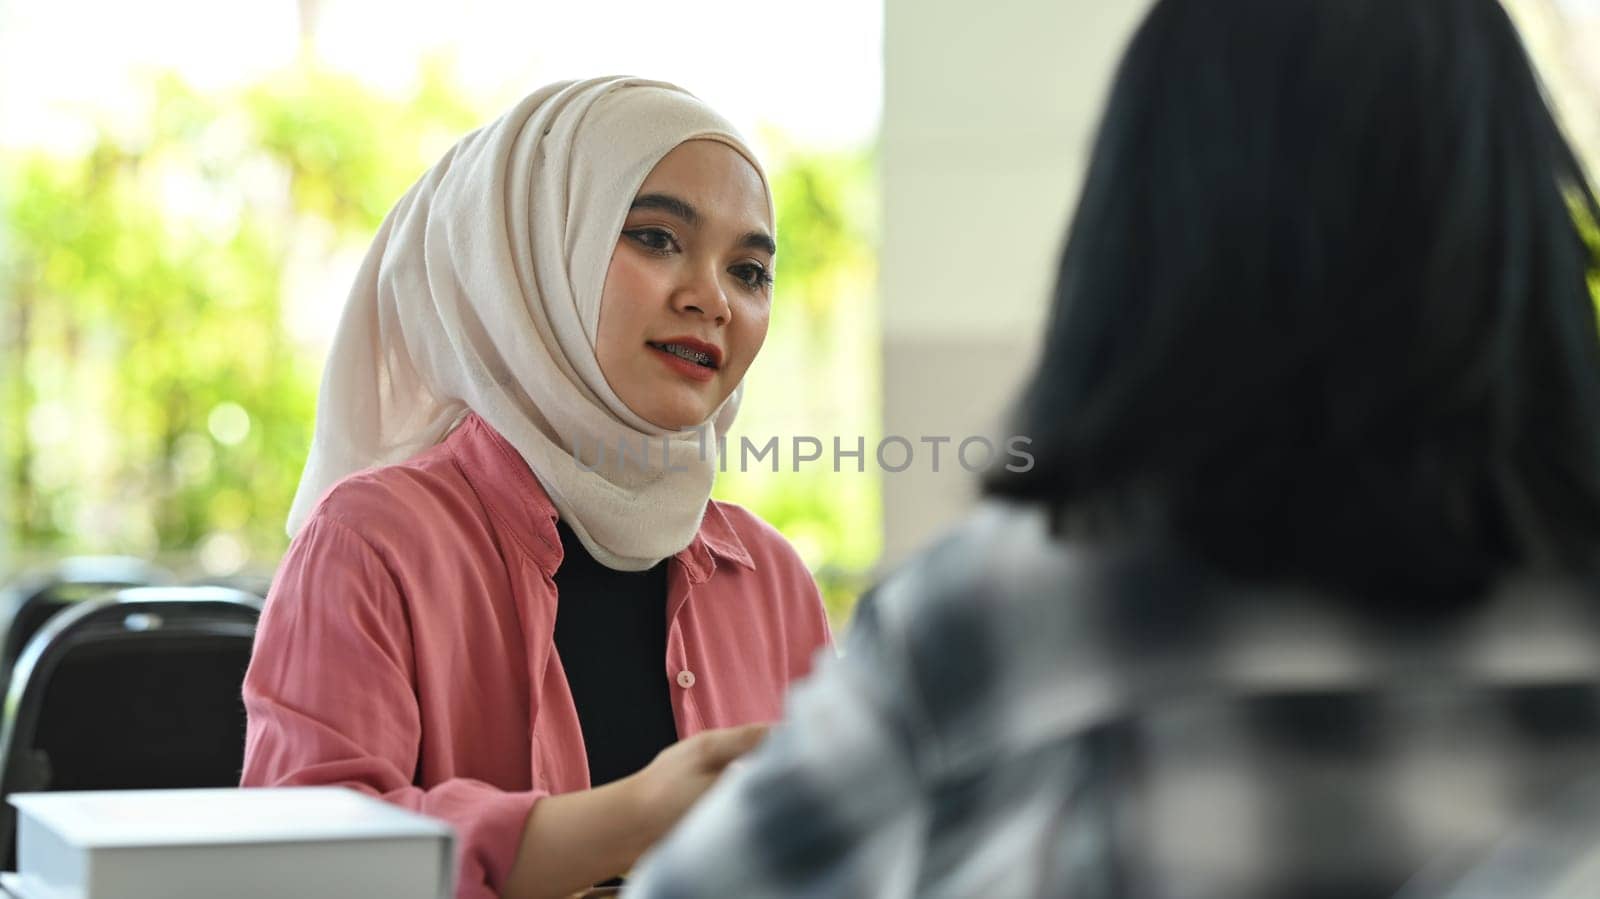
[879,0,1152,565]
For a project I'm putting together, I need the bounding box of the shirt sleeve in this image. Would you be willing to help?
[240,514,541,899]
[789,548,837,667]
[627,595,926,898]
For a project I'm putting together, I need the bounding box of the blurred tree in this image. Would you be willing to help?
[714,142,880,624]
[1582,197,1600,297]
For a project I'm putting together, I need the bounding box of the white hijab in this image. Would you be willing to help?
[286,77,772,571]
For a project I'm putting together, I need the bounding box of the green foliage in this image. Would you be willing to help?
[241,61,479,235]
[1,66,882,616]
[1,64,515,565]
[1576,190,1600,307]
[764,139,876,330]
[713,142,880,624]
[3,108,312,558]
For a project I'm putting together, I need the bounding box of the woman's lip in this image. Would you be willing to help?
[650,337,723,368]
[648,343,718,382]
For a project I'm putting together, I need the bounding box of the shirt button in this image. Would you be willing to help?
[676,670,696,689]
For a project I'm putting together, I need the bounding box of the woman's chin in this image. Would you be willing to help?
[627,385,727,432]
[636,403,713,433]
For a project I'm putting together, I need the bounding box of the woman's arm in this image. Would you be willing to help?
[246,508,768,898]
[243,514,546,899]
[502,724,767,898]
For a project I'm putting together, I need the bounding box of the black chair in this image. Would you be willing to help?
[0,586,262,869]
[0,556,174,697]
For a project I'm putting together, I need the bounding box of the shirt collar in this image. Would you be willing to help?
[447,412,754,580]
[681,500,756,582]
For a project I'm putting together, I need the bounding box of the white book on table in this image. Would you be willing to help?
[4,786,454,899]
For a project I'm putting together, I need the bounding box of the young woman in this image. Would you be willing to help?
[240,77,832,899]
[626,0,1600,895]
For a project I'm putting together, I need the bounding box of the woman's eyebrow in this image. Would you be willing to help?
[630,193,699,225]
[741,231,777,256]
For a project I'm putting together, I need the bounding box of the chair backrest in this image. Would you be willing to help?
[0,556,174,698]
[0,586,262,869]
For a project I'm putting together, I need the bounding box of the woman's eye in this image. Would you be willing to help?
[731,263,774,291]
[625,228,677,253]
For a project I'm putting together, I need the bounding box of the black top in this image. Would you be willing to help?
[551,520,679,787]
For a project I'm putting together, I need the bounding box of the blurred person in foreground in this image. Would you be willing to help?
[240,77,832,899]
[626,0,1600,896]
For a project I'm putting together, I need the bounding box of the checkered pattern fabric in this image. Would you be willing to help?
[629,504,1600,898]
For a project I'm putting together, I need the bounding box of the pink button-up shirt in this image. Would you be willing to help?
[241,413,833,898]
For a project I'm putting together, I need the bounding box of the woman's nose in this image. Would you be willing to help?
[672,268,731,324]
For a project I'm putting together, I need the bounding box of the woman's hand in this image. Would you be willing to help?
[625,723,769,839]
[503,723,770,899]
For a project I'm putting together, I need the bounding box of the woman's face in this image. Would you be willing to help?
[596,139,775,431]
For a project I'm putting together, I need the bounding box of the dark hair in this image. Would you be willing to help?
[987,0,1600,601]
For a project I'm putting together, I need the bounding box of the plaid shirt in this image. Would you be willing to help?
[628,503,1600,898]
